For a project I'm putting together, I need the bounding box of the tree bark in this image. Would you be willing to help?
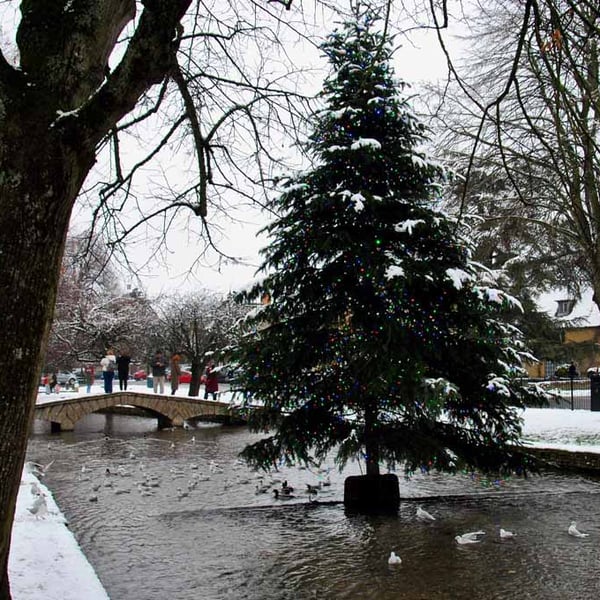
[0,104,94,600]
[364,398,381,476]
[0,2,193,597]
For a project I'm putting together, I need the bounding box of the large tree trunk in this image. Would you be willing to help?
[0,128,94,597]
[189,360,203,397]
[0,2,193,596]
[343,399,399,513]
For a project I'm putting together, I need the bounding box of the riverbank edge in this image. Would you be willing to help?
[524,444,600,474]
[9,468,110,600]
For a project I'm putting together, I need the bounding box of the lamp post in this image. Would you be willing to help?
[568,362,576,411]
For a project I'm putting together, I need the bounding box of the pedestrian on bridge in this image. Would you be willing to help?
[116,349,132,391]
[204,360,219,401]
[151,350,167,394]
[170,352,182,395]
[49,373,57,394]
[100,348,116,393]
[84,364,95,393]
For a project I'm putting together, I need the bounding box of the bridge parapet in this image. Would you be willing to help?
[35,392,238,432]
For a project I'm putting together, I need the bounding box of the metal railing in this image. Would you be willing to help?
[536,378,591,410]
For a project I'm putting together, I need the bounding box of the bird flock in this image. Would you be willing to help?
[25,435,336,520]
[387,505,592,567]
[24,447,594,571]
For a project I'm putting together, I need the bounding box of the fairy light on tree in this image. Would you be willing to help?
[234,2,547,512]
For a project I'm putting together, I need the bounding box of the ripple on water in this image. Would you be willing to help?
[26,414,600,600]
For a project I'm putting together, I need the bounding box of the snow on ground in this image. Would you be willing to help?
[9,397,600,600]
[520,407,600,451]
[9,470,109,600]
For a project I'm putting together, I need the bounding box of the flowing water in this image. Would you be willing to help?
[27,413,600,600]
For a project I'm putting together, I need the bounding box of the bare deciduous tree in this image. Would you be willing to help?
[432,0,600,305]
[156,291,249,396]
[44,232,155,370]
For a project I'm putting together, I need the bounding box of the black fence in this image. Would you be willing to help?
[536,378,594,410]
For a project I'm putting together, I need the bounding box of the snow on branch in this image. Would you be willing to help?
[475,287,524,312]
[395,219,425,235]
[445,268,473,289]
[350,137,382,151]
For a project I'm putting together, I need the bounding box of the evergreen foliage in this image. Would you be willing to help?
[234,6,547,477]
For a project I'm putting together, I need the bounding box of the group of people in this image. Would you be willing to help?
[98,347,219,399]
[149,350,219,399]
[100,348,131,394]
[42,373,58,394]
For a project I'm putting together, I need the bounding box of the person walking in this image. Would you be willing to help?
[84,364,95,393]
[49,373,58,394]
[116,349,132,391]
[100,348,117,393]
[170,352,182,395]
[43,373,51,394]
[151,350,167,394]
[204,360,219,400]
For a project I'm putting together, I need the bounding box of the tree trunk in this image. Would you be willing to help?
[343,399,399,513]
[0,2,194,594]
[364,399,381,476]
[189,360,203,397]
[0,125,95,598]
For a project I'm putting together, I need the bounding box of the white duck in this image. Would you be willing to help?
[499,528,516,539]
[388,551,402,565]
[416,506,436,522]
[568,521,589,538]
[455,530,485,545]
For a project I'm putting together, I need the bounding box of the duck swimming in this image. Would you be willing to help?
[273,489,295,500]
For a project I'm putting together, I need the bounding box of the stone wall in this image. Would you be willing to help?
[525,446,600,474]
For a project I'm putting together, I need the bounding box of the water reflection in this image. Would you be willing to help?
[27,413,600,600]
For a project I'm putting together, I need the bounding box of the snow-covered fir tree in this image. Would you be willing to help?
[234,5,546,478]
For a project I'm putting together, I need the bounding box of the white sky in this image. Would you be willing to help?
[1,1,462,299]
[69,7,457,299]
[11,398,600,600]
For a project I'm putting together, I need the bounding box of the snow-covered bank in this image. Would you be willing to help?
[9,469,110,600]
[520,407,600,450]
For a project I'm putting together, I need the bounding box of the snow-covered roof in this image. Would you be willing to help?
[535,287,600,328]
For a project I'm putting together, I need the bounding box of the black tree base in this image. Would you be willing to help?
[343,474,400,514]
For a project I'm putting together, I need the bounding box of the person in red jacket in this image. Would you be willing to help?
[204,360,219,400]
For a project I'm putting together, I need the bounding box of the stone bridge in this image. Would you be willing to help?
[35,392,242,432]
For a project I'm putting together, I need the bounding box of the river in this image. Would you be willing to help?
[27,412,600,600]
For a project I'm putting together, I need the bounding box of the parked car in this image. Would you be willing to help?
[56,371,80,386]
[167,369,192,384]
[133,370,147,380]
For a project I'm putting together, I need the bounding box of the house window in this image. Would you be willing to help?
[555,299,575,317]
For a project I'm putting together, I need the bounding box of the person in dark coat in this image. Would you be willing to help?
[151,350,167,394]
[204,360,219,400]
[49,373,57,394]
[116,349,132,391]
[84,364,95,393]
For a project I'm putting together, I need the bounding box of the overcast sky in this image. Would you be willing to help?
[114,19,453,298]
[1,1,460,299]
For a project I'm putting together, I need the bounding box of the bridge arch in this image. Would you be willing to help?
[34,392,237,432]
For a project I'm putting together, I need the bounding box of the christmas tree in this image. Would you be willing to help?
[234,5,546,488]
